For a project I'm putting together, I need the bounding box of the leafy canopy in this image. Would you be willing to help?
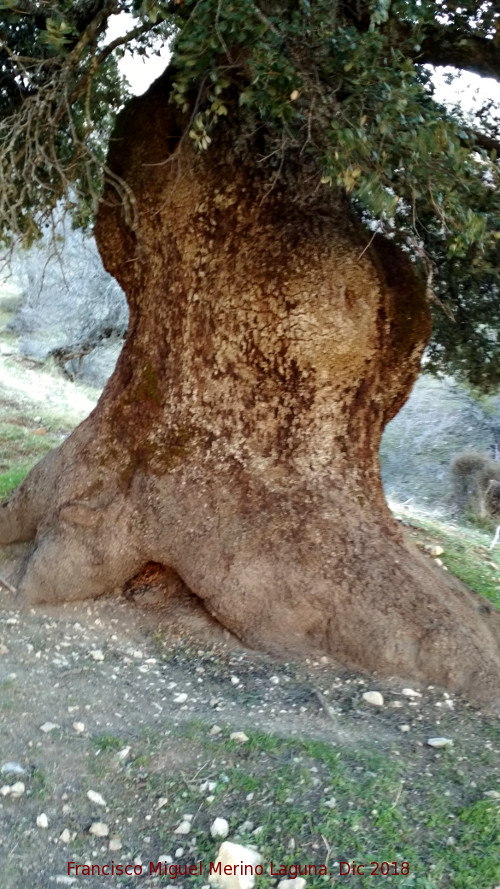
[0,0,499,387]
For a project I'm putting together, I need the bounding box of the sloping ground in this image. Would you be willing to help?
[380,375,500,512]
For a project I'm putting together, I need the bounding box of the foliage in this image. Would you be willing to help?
[0,0,499,386]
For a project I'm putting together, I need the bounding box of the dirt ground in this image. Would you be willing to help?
[1,574,499,889]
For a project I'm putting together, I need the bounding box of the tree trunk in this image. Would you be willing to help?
[2,70,500,704]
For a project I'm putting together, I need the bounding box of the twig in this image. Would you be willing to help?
[391,780,404,809]
[0,575,17,595]
[489,525,500,550]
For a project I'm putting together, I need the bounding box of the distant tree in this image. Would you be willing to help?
[1,0,500,703]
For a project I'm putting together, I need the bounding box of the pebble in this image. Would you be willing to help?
[87,790,107,807]
[89,821,109,837]
[0,781,25,797]
[230,676,240,686]
[51,878,77,885]
[402,688,422,698]
[72,722,85,733]
[109,837,122,851]
[59,829,71,843]
[157,854,173,866]
[40,722,60,733]
[1,762,25,776]
[399,725,411,732]
[209,725,222,736]
[157,797,168,809]
[323,797,336,809]
[278,880,307,889]
[362,691,384,707]
[173,693,188,704]
[230,732,249,744]
[90,649,104,661]
[427,737,453,748]
[175,847,184,858]
[211,817,230,839]
[37,813,49,828]
[484,790,500,799]
[174,819,192,835]
[116,746,131,761]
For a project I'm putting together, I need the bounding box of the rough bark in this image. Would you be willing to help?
[2,69,500,705]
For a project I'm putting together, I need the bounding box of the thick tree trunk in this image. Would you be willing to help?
[2,71,500,704]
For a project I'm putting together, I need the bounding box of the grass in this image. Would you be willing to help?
[85,722,499,889]
[393,507,500,609]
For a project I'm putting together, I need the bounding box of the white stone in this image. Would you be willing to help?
[109,837,122,851]
[157,796,168,809]
[278,880,307,889]
[40,722,60,733]
[402,688,422,698]
[174,819,192,835]
[230,732,249,744]
[173,693,188,704]
[362,691,384,707]
[230,676,240,686]
[1,762,25,775]
[175,847,184,858]
[37,813,49,829]
[52,877,77,885]
[211,817,230,839]
[399,725,411,732]
[87,790,107,807]
[9,781,25,798]
[90,649,104,661]
[59,829,71,843]
[89,821,109,837]
[72,722,85,733]
[427,737,453,748]
[116,746,131,761]
[210,725,222,736]
[209,842,262,889]
[484,790,500,799]
[324,797,336,809]
[157,854,173,865]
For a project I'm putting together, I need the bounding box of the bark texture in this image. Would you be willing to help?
[2,70,500,704]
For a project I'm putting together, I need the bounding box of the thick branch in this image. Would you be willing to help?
[387,20,500,82]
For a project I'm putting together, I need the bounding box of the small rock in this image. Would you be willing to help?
[157,854,173,865]
[402,688,422,698]
[157,796,168,809]
[0,643,8,655]
[173,693,188,704]
[40,722,60,733]
[484,790,500,799]
[362,691,384,707]
[175,819,192,835]
[175,847,184,858]
[323,797,336,809]
[230,732,249,744]
[37,813,49,829]
[230,676,240,686]
[51,877,77,885]
[89,821,109,837]
[116,746,131,761]
[209,842,262,888]
[210,725,222,736]
[446,837,456,846]
[1,762,25,776]
[270,676,280,685]
[59,829,71,844]
[9,782,25,798]
[72,722,85,733]
[90,649,104,661]
[109,837,122,851]
[428,545,444,557]
[427,737,453,748]
[210,817,230,839]
[399,725,411,732]
[87,790,107,807]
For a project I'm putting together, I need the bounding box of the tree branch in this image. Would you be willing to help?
[386,19,500,82]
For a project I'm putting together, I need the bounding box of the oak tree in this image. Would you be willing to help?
[1,0,499,702]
